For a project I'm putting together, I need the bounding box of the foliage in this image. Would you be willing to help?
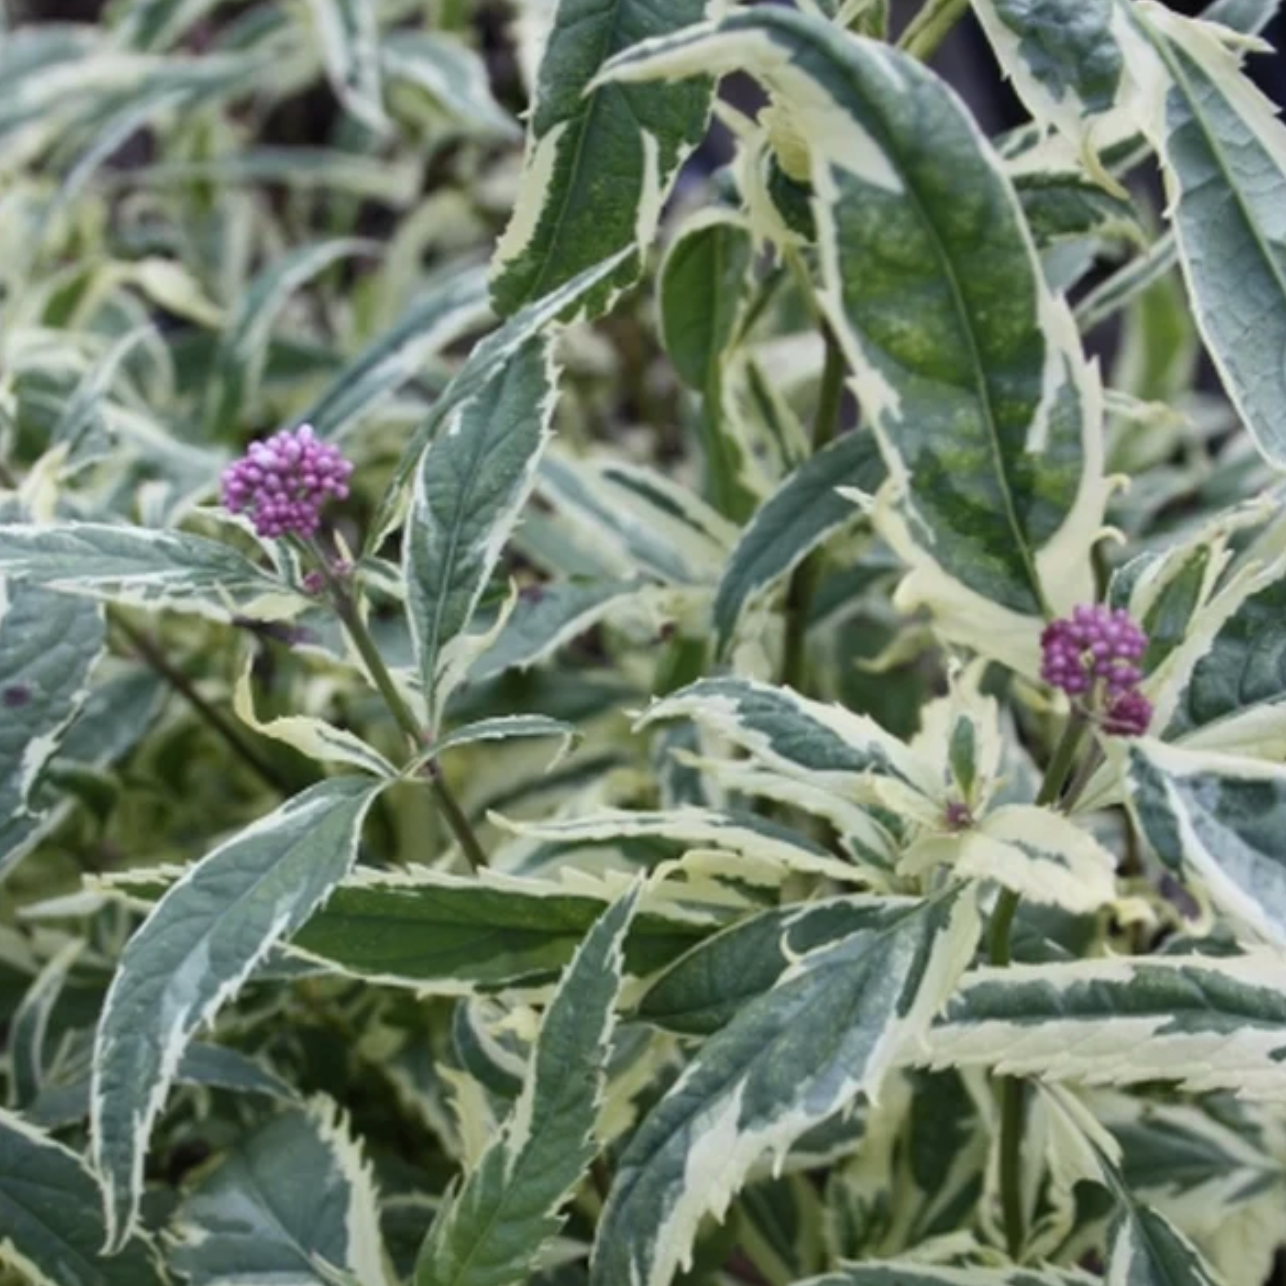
[3,1,1286,1285]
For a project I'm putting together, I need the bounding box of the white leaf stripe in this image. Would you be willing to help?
[90,775,382,1249]
[917,953,1286,1099]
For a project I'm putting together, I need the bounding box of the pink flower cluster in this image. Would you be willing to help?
[1040,604,1151,737]
[221,424,352,540]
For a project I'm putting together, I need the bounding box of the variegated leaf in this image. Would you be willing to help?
[380,250,632,540]
[637,896,924,1037]
[203,238,376,435]
[537,452,735,585]
[659,209,755,390]
[971,0,1124,146]
[1115,3,1286,467]
[1158,563,1286,756]
[637,676,930,795]
[8,939,82,1108]
[794,1265,1097,1285]
[500,806,867,886]
[1106,1197,1226,1286]
[171,1095,391,1286]
[469,577,649,683]
[428,715,578,763]
[233,656,396,777]
[0,523,300,621]
[414,890,637,1286]
[284,866,713,991]
[381,33,519,139]
[918,952,1286,1099]
[600,9,1106,675]
[303,264,493,443]
[406,336,558,725]
[712,428,886,655]
[305,0,389,133]
[0,1109,165,1286]
[490,0,714,316]
[1124,739,1286,945]
[91,775,383,1249]
[589,888,979,1286]
[902,806,1118,914]
[0,581,103,880]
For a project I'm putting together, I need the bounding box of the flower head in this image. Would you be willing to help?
[221,424,352,540]
[1040,603,1151,737]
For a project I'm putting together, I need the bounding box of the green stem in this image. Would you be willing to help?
[112,617,288,794]
[324,571,488,871]
[781,328,846,694]
[898,0,970,61]
[1035,714,1088,808]
[989,712,1089,1261]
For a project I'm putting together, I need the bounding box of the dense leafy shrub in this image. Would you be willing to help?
[3,0,1286,1283]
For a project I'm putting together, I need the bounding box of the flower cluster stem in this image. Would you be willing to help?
[112,616,288,794]
[323,571,487,872]
[898,0,970,61]
[990,711,1089,1260]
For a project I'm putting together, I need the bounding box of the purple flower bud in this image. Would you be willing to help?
[1041,603,1151,738]
[220,424,353,541]
[1102,689,1152,738]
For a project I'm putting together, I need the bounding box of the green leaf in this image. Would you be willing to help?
[489,0,714,317]
[414,890,638,1286]
[171,1096,391,1286]
[378,251,631,544]
[302,264,492,443]
[601,8,1105,667]
[406,336,558,724]
[0,582,103,880]
[203,238,375,435]
[286,867,712,990]
[919,952,1286,1099]
[1117,6,1286,467]
[712,429,886,654]
[589,889,979,1286]
[305,0,388,133]
[1124,740,1286,946]
[659,210,755,389]
[0,1108,165,1286]
[637,896,924,1037]
[0,523,298,621]
[90,775,383,1249]
[468,578,648,683]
